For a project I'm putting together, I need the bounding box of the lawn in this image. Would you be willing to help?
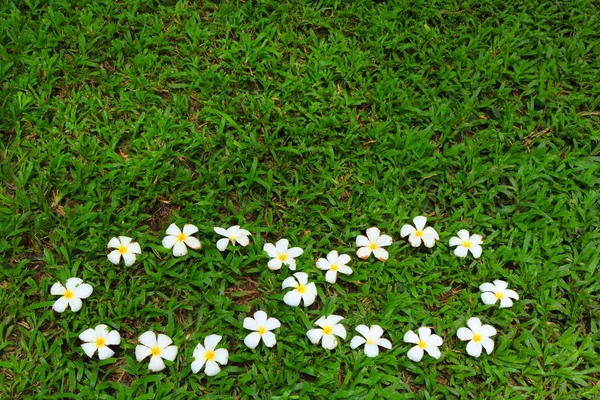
[1,0,600,398]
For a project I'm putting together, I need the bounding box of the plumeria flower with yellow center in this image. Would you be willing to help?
[135,331,178,372]
[457,317,496,357]
[162,223,201,257]
[350,325,392,357]
[50,278,93,313]
[107,236,141,266]
[282,272,317,307]
[356,227,393,262]
[214,225,251,251]
[243,310,281,349]
[400,216,439,248]
[480,280,519,308]
[79,324,121,360]
[403,327,443,362]
[191,334,229,376]
[307,315,347,350]
[316,251,352,284]
[449,229,483,258]
[263,239,303,271]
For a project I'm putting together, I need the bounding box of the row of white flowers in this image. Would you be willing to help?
[50,216,518,375]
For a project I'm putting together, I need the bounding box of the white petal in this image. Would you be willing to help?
[356,235,370,247]
[479,282,496,292]
[81,342,97,358]
[456,327,473,341]
[79,328,97,342]
[294,272,309,285]
[135,345,152,361]
[97,346,115,360]
[105,331,121,345]
[172,241,188,256]
[325,270,337,284]
[337,254,351,265]
[469,244,482,259]
[356,247,371,259]
[236,235,250,246]
[481,292,498,305]
[192,343,206,359]
[213,227,229,237]
[184,236,201,250]
[407,346,424,362]
[68,297,83,312]
[326,315,344,326]
[216,238,229,251]
[413,216,427,231]
[302,283,317,306]
[118,236,132,246]
[213,348,229,364]
[505,289,519,300]
[204,360,221,376]
[50,282,66,295]
[138,331,157,348]
[94,324,109,337]
[53,297,69,313]
[157,334,172,350]
[333,325,347,340]
[261,331,276,348]
[364,343,379,357]
[408,234,422,247]
[307,329,323,344]
[470,234,483,245]
[281,276,298,289]
[148,355,166,372]
[286,259,297,270]
[162,235,177,249]
[456,229,470,241]
[454,246,469,257]
[253,310,268,325]
[321,334,337,350]
[466,318,482,332]
[244,332,261,349]
[243,317,258,331]
[74,283,93,299]
[263,243,278,257]
[107,250,122,264]
[481,337,495,355]
[204,334,222,350]
[350,336,366,349]
[466,341,482,357]
[403,330,419,344]
[287,247,303,258]
[423,227,439,240]
[428,334,443,347]
[417,327,431,340]
[107,237,121,248]
[400,224,416,238]
[122,252,136,266]
[315,258,330,271]
[355,325,370,339]
[65,277,83,290]
[365,227,381,242]
[265,318,281,330]
[128,242,142,254]
[424,345,441,359]
[165,223,181,236]
[314,316,327,328]
[283,290,301,306]
[479,325,497,338]
[268,258,283,270]
[275,239,289,253]
[448,237,462,247]
[373,247,388,262]
[377,338,392,349]
[161,346,178,361]
[421,235,436,248]
[493,280,508,291]
[191,358,205,374]
[337,265,352,275]
[376,235,393,247]
[182,224,199,235]
[370,325,384,340]
[237,228,251,237]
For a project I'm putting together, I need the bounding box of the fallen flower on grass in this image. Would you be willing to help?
[107,236,141,266]
[243,311,281,349]
[263,239,303,271]
[403,327,443,362]
[350,325,392,357]
[449,229,483,258]
[214,226,251,251]
[79,324,121,360]
[400,216,439,248]
[135,331,178,372]
[282,272,317,307]
[456,317,496,357]
[479,280,519,308]
[356,227,393,262]
[162,223,201,256]
[316,251,352,284]
[307,315,347,349]
[50,278,93,313]
[192,334,229,376]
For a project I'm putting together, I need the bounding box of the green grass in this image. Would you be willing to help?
[1,0,600,398]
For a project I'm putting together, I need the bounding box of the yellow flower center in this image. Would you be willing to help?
[95,337,106,348]
[415,230,423,237]
[295,284,306,294]
[322,326,333,335]
[257,326,267,335]
[462,240,472,249]
[64,290,74,299]
[418,340,427,349]
[369,242,378,250]
[330,264,338,271]
[495,291,505,299]
[177,233,187,242]
[204,350,215,361]
[229,235,238,243]
[366,338,375,345]
[472,333,482,343]
[118,245,128,254]
[278,253,288,261]
[151,346,162,357]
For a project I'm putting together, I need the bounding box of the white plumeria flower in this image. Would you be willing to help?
[403,327,443,362]
[356,227,393,262]
[449,229,483,258]
[350,325,392,357]
[213,225,251,251]
[107,236,141,266]
[263,239,303,271]
[191,334,229,376]
[400,216,439,248]
[243,311,281,349]
[79,324,121,360]
[480,280,519,308]
[282,272,317,307]
[135,331,178,372]
[316,251,352,284]
[162,223,201,256]
[456,317,497,357]
[50,278,93,313]
[307,315,347,350]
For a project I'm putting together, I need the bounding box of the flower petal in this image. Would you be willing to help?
[281,276,298,289]
[261,331,276,348]
[413,216,427,231]
[182,224,199,235]
[456,229,470,241]
[135,345,152,361]
[94,324,109,337]
[307,329,323,344]
[79,328,96,342]
[74,283,93,299]
[97,346,115,360]
[356,235,370,247]
[333,324,347,340]
[428,334,443,347]
[325,270,337,284]
[337,254,351,265]
[287,247,303,258]
[456,327,473,341]
[107,237,121,248]
[448,237,462,247]
[275,239,289,253]
[479,324,497,338]
[373,247,389,262]
[493,280,508,291]
[370,325,384,340]
[138,331,158,348]
[216,238,229,252]
[417,327,431,340]
[355,325,370,339]
[365,227,380,242]
[268,258,283,270]
[470,234,483,245]
[191,358,205,373]
[265,317,281,330]
[204,334,222,350]
[157,334,173,350]
[421,234,436,248]
[377,338,392,349]
[204,360,221,376]
[466,340,482,357]
[356,247,371,259]
[68,297,83,312]
[172,241,188,256]
[453,246,469,257]
[50,282,66,295]
[364,343,380,357]
[302,283,317,306]
[253,310,268,325]
[107,250,122,265]
[505,289,519,300]
[65,278,83,291]
[53,297,69,313]
[286,259,297,270]
[337,265,352,275]
[400,224,416,238]
[479,282,496,292]
[376,235,393,247]
[148,355,166,372]
[165,223,181,236]
[122,252,136,266]
[315,258,330,271]
[263,243,278,257]
[244,332,261,349]
[481,292,498,305]
[284,290,302,307]
[81,342,97,358]
[350,336,366,349]
[321,334,337,350]
[408,234,422,247]
[424,345,441,359]
[105,330,121,345]
[466,318,482,332]
[184,236,201,250]
[236,235,250,246]
[128,242,141,254]
[481,337,495,355]
[407,346,424,362]
[469,244,482,259]
[161,345,178,361]
[423,226,439,240]
[403,330,420,344]
[213,227,229,237]
[162,235,177,249]
[214,348,229,364]
[118,236,132,246]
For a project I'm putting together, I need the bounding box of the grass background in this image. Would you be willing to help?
[1,0,600,398]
